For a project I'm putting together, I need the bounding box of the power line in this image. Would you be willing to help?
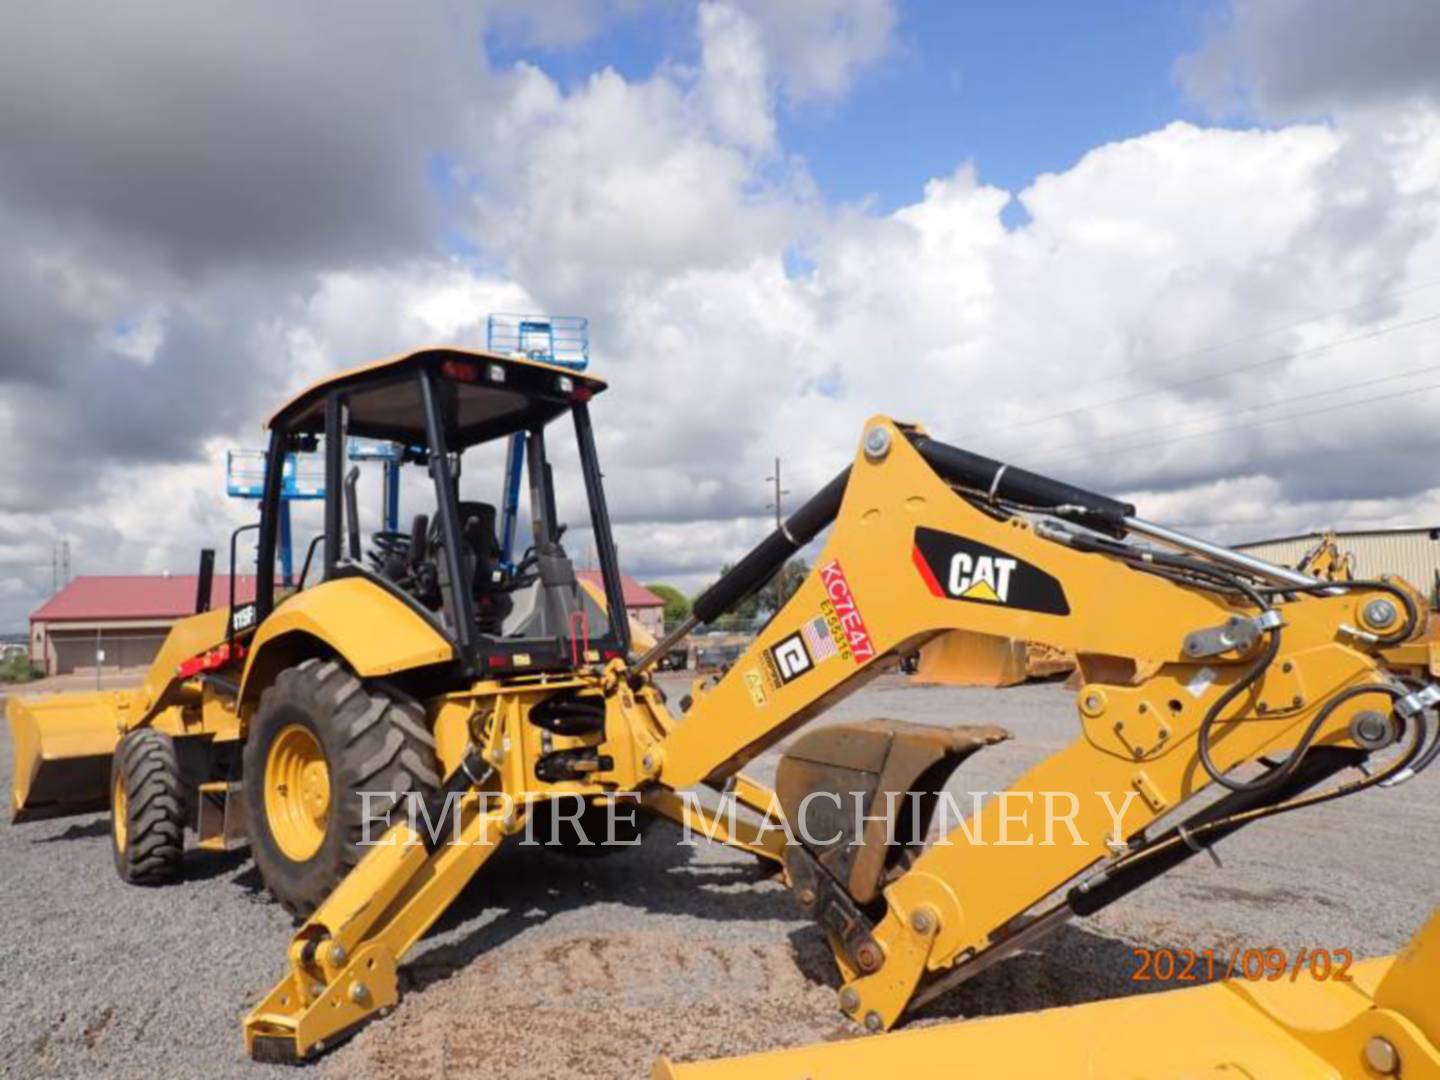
[975,309,1440,442]
[1026,360,1440,461]
[1028,379,1440,464]
[1068,275,1440,389]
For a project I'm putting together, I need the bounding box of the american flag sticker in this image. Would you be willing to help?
[801,615,837,661]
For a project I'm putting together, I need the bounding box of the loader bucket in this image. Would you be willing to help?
[8,692,125,822]
[654,911,1440,1078]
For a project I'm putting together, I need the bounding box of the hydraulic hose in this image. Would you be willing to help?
[1194,628,1286,793]
[1264,578,1420,647]
[1068,535,1417,796]
[1199,680,1406,795]
[1086,690,1427,903]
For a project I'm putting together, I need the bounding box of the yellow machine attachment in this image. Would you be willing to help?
[655,908,1440,1079]
[9,690,127,821]
[239,413,1440,1063]
[911,629,1029,686]
[8,604,240,822]
[1297,530,1357,583]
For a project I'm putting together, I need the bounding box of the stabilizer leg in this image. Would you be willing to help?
[243,797,519,1061]
[641,773,788,866]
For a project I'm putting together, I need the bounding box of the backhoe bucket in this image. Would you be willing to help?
[8,692,125,822]
[777,719,1010,904]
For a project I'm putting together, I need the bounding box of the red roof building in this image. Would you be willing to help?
[575,571,666,637]
[574,571,663,608]
[31,575,262,623]
[30,574,263,675]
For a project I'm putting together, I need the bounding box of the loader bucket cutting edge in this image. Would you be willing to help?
[8,692,124,822]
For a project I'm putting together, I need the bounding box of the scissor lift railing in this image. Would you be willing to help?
[225,450,326,585]
[485,314,590,567]
[485,313,589,370]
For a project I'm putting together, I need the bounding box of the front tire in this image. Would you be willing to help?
[111,728,185,884]
[243,658,440,918]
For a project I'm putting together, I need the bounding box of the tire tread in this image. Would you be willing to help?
[112,728,185,885]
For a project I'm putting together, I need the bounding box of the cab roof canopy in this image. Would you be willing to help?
[269,347,607,449]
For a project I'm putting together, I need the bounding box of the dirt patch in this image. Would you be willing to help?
[328,927,853,1080]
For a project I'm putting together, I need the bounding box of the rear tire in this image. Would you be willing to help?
[111,728,185,885]
[243,658,440,918]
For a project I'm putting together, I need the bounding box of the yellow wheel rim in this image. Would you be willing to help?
[113,773,128,853]
[264,724,331,861]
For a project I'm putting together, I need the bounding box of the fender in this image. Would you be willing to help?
[237,576,455,708]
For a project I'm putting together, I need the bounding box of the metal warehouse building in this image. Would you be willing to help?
[1235,527,1440,600]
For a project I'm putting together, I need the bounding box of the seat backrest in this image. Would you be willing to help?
[454,501,501,589]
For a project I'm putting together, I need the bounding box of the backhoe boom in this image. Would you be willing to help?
[646,415,1433,1030]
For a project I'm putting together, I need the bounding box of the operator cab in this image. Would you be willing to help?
[253,348,629,674]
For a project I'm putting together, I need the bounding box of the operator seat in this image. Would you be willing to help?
[453,501,510,632]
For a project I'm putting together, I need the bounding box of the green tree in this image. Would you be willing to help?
[0,651,39,683]
[646,583,692,630]
[703,564,760,625]
[695,556,810,629]
[757,557,809,615]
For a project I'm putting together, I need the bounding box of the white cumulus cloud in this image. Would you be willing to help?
[3,0,1440,624]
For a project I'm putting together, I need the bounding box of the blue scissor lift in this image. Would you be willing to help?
[346,438,403,534]
[485,314,589,569]
[225,450,326,586]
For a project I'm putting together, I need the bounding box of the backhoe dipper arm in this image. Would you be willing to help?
[646,415,1433,1031]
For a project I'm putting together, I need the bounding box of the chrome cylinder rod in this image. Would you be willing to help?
[1124,516,1317,589]
[631,614,699,675]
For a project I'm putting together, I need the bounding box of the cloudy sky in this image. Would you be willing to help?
[3,0,1440,628]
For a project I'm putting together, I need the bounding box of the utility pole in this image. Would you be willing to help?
[52,539,70,595]
[765,457,790,530]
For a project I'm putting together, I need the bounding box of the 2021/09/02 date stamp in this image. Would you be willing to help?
[1132,946,1354,983]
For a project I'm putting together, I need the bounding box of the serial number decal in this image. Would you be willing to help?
[912,526,1070,616]
[1131,947,1354,984]
[818,558,875,664]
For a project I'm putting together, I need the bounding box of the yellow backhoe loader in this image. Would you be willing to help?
[9,346,1438,1075]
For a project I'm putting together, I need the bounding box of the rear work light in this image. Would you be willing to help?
[440,359,480,382]
[176,641,246,679]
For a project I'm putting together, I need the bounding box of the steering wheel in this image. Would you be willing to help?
[514,524,569,576]
[371,529,411,559]
[368,529,415,583]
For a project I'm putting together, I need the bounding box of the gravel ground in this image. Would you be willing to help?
[3,673,1436,1079]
